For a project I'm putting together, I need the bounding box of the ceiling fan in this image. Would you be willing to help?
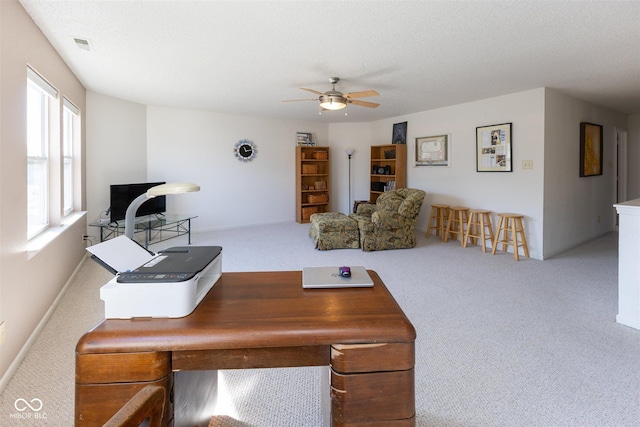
[283,77,380,112]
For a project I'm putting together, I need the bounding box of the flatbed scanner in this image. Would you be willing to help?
[87,236,221,319]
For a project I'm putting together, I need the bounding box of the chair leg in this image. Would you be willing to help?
[443,210,454,243]
[516,217,530,258]
[462,213,472,248]
[439,209,447,239]
[478,214,486,252]
[492,216,503,255]
[425,207,436,238]
[482,213,494,253]
[510,217,519,261]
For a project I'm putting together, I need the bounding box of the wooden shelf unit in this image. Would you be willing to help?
[369,144,406,203]
[296,146,330,223]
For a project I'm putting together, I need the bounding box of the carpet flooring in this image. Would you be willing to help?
[1,223,639,426]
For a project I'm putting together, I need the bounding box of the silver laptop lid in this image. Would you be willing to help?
[302,266,373,289]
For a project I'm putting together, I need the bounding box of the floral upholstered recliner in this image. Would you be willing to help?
[349,188,426,251]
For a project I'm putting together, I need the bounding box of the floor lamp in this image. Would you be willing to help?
[345,149,355,213]
[124,182,200,239]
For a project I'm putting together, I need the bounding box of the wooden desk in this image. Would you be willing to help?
[75,271,416,426]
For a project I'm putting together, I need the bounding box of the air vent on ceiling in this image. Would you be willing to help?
[73,37,92,51]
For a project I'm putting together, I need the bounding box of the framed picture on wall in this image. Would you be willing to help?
[476,123,512,172]
[415,134,451,167]
[579,122,603,177]
[392,122,407,144]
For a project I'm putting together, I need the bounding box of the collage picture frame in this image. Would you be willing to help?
[476,123,512,172]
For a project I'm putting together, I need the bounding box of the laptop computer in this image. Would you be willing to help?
[302,266,374,289]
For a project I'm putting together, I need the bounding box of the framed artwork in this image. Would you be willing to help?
[579,122,603,177]
[296,132,314,146]
[415,134,451,167]
[392,122,407,144]
[476,123,512,172]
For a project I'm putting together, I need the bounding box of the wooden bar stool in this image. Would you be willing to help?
[443,206,469,245]
[463,209,494,252]
[425,204,449,240]
[492,213,529,260]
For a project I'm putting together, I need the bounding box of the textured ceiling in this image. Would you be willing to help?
[18,0,640,122]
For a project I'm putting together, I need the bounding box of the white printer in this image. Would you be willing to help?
[87,236,221,319]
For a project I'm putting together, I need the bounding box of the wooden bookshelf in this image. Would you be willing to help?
[296,146,330,223]
[369,144,406,203]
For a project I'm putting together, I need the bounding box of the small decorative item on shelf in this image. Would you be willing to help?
[384,181,396,192]
[384,150,396,159]
[297,132,314,146]
[308,194,328,204]
[314,180,327,190]
[302,164,319,174]
[313,151,328,160]
[371,182,386,192]
[302,206,319,221]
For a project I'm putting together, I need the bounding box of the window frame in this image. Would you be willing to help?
[27,75,53,240]
[62,98,79,217]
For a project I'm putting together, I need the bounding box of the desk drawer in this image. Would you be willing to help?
[173,345,330,370]
[331,368,415,425]
[76,351,171,384]
[331,342,414,373]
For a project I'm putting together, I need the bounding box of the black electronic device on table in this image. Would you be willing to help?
[117,246,222,283]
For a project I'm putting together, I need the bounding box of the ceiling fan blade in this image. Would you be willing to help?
[299,87,324,95]
[348,99,380,108]
[344,90,379,99]
[282,98,318,103]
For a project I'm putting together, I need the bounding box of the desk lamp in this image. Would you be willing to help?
[124,182,200,239]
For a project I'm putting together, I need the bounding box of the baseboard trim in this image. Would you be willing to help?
[194,219,294,233]
[0,255,89,394]
[616,314,640,331]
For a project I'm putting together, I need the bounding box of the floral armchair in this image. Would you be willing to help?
[349,188,426,251]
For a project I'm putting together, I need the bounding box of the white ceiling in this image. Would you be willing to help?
[18,0,640,122]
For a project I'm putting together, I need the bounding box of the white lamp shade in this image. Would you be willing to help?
[147,182,200,198]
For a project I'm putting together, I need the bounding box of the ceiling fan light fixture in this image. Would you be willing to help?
[319,94,347,110]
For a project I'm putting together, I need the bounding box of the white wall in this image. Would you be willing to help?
[543,88,628,258]
[85,92,147,229]
[327,122,372,214]
[146,106,329,230]
[0,0,86,382]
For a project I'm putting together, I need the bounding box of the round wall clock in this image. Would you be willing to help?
[234,139,257,162]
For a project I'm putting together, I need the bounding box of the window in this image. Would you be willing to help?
[63,98,79,216]
[27,67,57,240]
[26,66,82,244]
